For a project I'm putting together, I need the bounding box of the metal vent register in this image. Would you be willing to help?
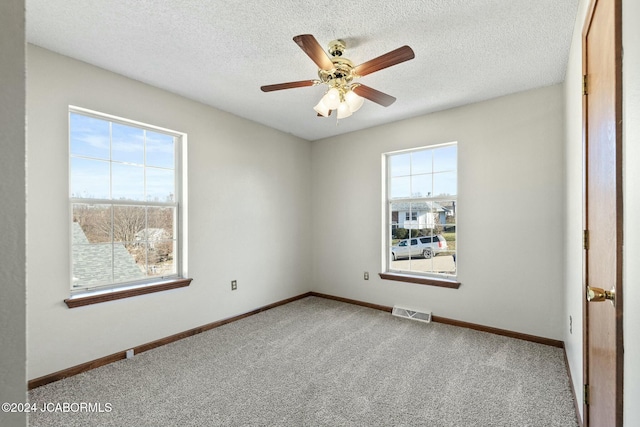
[392,306,431,323]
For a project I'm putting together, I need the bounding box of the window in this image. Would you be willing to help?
[385,143,457,282]
[405,211,418,221]
[69,108,185,294]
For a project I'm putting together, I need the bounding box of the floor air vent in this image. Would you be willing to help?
[392,306,432,323]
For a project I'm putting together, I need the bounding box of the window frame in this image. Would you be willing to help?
[67,106,190,304]
[382,143,460,288]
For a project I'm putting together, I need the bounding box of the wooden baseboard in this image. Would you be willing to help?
[310,291,564,348]
[430,315,564,348]
[28,292,312,390]
[308,291,393,313]
[29,290,565,390]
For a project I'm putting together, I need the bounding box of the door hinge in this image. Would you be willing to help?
[583,229,589,250]
[584,384,590,405]
[583,74,588,96]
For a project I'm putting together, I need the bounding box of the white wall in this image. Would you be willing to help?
[564,0,640,424]
[0,1,27,426]
[26,46,312,379]
[312,84,566,340]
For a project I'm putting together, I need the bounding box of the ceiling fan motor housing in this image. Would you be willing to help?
[319,39,355,89]
[318,56,355,88]
[328,39,346,57]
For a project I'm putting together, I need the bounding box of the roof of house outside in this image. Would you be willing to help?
[391,201,450,212]
[72,222,144,288]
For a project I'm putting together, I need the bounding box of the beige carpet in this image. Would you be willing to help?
[28,296,578,426]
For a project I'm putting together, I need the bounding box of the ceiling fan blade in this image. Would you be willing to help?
[293,34,334,71]
[260,80,316,92]
[354,45,415,77]
[353,84,396,107]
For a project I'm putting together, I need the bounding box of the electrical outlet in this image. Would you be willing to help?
[231,280,237,291]
[364,272,369,280]
[126,349,134,359]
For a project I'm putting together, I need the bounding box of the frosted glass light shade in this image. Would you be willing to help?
[344,90,364,112]
[322,88,341,109]
[337,102,352,119]
[313,99,330,117]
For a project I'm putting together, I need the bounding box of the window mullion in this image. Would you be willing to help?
[109,121,113,200]
[70,198,176,208]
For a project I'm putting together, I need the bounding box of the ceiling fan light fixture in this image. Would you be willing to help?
[337,101,353,119]
[323,87,341,110]
[344,89,364,112]
[314,99,331,117]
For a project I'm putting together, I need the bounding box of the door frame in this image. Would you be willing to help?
[582,0,624,425]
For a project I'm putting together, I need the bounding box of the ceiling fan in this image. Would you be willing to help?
[260,34,415,119]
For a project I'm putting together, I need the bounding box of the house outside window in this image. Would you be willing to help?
[385,143,457,279]
[69,108,184,292]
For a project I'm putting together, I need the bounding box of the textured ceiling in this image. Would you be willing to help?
[26,0,579,141]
